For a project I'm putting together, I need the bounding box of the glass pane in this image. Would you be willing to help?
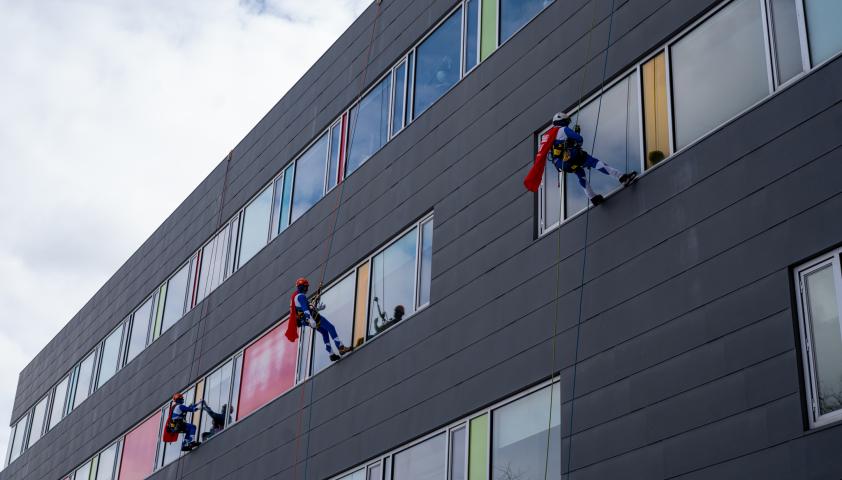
[228,216,240,276]
[159,389,194,468]
[96,442,119,480]
[354,262,371,348]
[126,297,154,364]
[98,325,124,388]
[369,228,418,337]
[230,355,243,423]
[392,62,407,135]
[450,427,467,480]
[465,0,479,72]
[161,263,190,334]
[49,375,70,429]
[200,361,234,442]
[280,164,295,233]
[27,395,49,447]
[492,384,560,480]
[310,274,356,375]
[5,426,13,466]
[804,265,842,415]
[566,74,641,217]
[327,121,343,191]
[539,131,562,231]
[480,0,497,60]
[9,415,28,463]
[118,412,162,480]
[393,433,446,480]
[368,464,382,480]
[238,321,298,419]
[418,219,433,307]
[339,469,366,480]
[73,351,97,408]
[804,0,842,65]
[347,73,392,176]
[292,134,329,223]
[468,415,488,480]
[238,184,273,266]
[414,9,461,118]
[671,0,769,149]
[642,52,671,169]
[500,0,551,43]
[406,52,415,125]
[770,0,805,84]
[197,223,231,303]
[73,460,91,480]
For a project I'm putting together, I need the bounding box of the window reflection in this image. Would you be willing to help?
[492,384,560,480]
[642,52,670,169]
[414,9,462,118]
[465,0,479,72]
[347,74,391,176]
[27,395,48,447]
[201,361,234,442]
[197,223,231,303]
[392,61,407,136]
[161,263,190,334]
[449,426,467,480]
[311,274,356,375]
[97,324,124,388]
[769,0,805,84]
[238,185,273,267]
[418,219,433,307]
[72,351,96,409]
[393,433,446,480]
[804,265,842,415]
[49,375,70,429]
[96,442,119,480]
[8,415,27,464]
[804,0,842,66]
[500,0,552,44]
[126,297,153,364]
[671,0,769,149]
[292,134,329,222]
[369,228,418,337]
[73,460,92,480]
[327,120,343,191]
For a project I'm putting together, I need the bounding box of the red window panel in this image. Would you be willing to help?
[237,321,298,419]
[118,411,162,480]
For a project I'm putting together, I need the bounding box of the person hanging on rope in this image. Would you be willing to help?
[524,113,637,205]
[164,393,205,452]
[288,277,351,362]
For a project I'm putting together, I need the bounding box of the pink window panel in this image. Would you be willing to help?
[237,321,298,419]
[118,411,162,480]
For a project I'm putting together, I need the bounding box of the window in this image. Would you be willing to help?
[126,295,154,365]
[49,375,70,430]
[161,262,191,334]
[796,251,842,427]
[326,118,345,192]
[480,0,497,61]
[97,323,124,389]
[310,273,356,375]
[414,9,462,118]
[500,0,552,43]
[72,350,97,409]
[406,51,415,125]
[7,414,28,464]
[369,229,418,337]
[449,426,467,480]
[418,218,434,307]
[353,262,371,348]
[641,52,671,169]
[491,384,560,479]
[347,73,392,176]
[768,0,806,84]
[393,433,446,480]
[271,163,296,237]
[804,0,842,65]
[26,395,49,447]
[96,442,120,480]
[292,134,329,223]
[238,321,298,419]
[339,469,365,480]
[118,412,161,480]
[392,61,408,136]
[197,222,232,303]
[73,460,92,480]
[367,463,381,480]
[468,415,488,480]
[200,361,235,442]
[670,0,770,149]
[238,184,273,267]
[465,0,479,72]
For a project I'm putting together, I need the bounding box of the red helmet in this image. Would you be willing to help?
[296,278,309,288]
[172,393,184,402]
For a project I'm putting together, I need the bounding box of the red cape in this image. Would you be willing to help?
[162,404,178,443]
[524,126,559,192]
[285,291,299,342]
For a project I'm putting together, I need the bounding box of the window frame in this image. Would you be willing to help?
[124,294,155,367]
[346,69,394,177]
[96,321,126,390]
[794,248,842,428]
[26,393,50,448]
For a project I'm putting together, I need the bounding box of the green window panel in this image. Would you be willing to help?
[468,414,488,480]
[480,0,497,61]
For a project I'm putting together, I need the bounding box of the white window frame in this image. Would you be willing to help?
[794,248,842,428]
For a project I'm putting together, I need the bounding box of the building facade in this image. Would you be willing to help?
[3,0,842,478]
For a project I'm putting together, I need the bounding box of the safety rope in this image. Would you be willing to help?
[293,2,383,479]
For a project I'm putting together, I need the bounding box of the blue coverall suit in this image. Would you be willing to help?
[171,402,200,446]
[550,126,623,199]
[294,290,346,356]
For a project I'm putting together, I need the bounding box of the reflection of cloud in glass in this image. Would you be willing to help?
[347,74,390,175]
[369,229,417,335]
[239,185,273,265]
[394,433,447,479]
[500,0,553,43]
[291,134,328,222]
[413,9,461,117]
[492,384,560,479]
[311,273,355,374]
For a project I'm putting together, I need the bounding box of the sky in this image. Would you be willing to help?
[0,0,370,462]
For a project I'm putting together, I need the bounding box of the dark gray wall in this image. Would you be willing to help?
[4,0,842,478]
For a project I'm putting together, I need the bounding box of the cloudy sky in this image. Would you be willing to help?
[0,0,370,461]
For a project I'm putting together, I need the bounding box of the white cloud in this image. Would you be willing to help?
[0,0,370,463]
